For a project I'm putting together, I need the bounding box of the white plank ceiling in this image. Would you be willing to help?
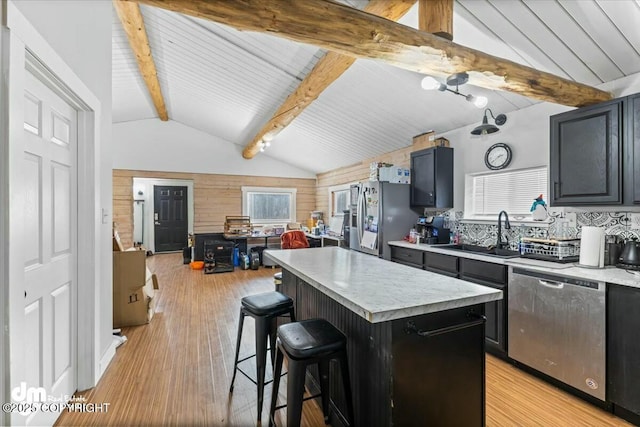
[112,0,640,174]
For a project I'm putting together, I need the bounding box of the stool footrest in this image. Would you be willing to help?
[236,367,274,387]
[272,393,322,412]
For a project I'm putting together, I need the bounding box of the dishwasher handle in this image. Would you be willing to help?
[404,313,486,338]
[538,279,564,289]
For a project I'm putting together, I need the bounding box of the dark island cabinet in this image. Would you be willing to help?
[459,259,508,356]
[410,146,453,209]
[607,283,640,425]
[550,99,623,206]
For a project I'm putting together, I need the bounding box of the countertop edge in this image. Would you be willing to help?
[265,249,503,323]
[388,241,640,289]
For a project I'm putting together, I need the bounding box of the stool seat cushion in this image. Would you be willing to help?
[274,272,282,280]
[278,319,346,359]
[241,291,293,316]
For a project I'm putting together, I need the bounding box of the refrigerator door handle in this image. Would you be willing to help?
[357,186,364,247]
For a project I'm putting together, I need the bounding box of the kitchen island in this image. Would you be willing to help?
[264,247,502,427]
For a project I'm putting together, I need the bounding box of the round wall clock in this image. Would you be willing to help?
[484,143,512,170]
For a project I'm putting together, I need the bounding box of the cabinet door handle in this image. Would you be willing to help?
[404,312,486,338]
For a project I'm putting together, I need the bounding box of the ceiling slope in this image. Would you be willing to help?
[132,0,611,107]
[112,1,640,174]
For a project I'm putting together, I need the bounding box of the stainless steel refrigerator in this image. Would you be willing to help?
[349,182,420,260]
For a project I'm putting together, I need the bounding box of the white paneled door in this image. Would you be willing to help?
[22,68,77,426]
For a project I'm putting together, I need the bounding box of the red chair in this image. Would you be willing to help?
[280,230,310,249]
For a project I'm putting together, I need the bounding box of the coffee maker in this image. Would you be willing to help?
[416,216,450,244]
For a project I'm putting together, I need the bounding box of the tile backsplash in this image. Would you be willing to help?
[443,211,640,250]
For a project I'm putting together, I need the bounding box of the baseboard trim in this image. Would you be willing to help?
[98,339,118,379]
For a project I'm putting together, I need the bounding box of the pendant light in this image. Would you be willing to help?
[471,109,507,135]
[421,72,488,109]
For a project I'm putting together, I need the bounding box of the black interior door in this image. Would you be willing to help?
[154,185,188,252]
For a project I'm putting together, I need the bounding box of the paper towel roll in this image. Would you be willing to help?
[579,226,605,268]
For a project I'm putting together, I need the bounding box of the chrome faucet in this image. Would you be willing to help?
[497,210,511,250]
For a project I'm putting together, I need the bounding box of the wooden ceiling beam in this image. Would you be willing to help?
[114,0,168,121]
[419,0,453,40]
[130,0,612,121]
[241,0,416,159]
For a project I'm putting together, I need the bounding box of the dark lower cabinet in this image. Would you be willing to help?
[459,259,508,356]
[607,283,640,425]
[424,252,458,277]
[390,246,424,269]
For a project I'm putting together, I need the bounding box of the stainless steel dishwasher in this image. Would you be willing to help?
[508,267,606,400]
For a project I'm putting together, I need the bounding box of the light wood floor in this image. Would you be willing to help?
[56,253,632,426]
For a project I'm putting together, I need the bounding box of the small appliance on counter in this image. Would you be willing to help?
[617,237,640,270]
[416,216,450,244]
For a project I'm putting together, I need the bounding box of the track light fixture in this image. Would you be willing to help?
[470,109,508,136]
[258,137,272,152]
[421,72,488,109]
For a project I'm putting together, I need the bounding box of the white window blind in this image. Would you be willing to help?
[464,167,548,218]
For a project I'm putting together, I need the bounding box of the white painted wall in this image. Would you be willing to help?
[440,102,570,210]
[113,119,316,178]
[12,0,114,378]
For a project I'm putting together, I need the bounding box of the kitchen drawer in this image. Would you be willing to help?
[425,252,458,275]
[390,246,424,268]
[459,259,507,284]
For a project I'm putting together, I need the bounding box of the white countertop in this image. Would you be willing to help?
[388,241,640,289]
[264,247,502,323]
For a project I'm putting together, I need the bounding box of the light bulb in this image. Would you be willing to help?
[259,145,265,152]
[421,76,440,91]
[265,141,271,147]
[473,96,488,108]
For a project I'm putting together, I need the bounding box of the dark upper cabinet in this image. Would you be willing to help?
[550,99,623,206]
[608,284,640,423]
[625,93,640,204]
[410,146,453,209]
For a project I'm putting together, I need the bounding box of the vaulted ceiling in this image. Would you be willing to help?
[112,0,640,174]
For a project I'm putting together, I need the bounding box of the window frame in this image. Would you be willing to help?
[241,186,297,225]
[327,183,352,219]
[463,166,548,221]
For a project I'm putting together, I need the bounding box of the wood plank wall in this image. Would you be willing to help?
[315,134,437,215]
[113,169,316,249]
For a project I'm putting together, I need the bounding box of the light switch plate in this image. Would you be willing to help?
[566,212,577,227]
[629,213,640,230]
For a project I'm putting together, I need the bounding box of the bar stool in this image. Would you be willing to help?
[269,319,354,427]
[229,291,296,422]
[273,272,282,291]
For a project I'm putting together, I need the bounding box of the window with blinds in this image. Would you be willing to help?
[464,167,548,218]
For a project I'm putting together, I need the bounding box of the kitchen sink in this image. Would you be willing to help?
[442,244,521,259]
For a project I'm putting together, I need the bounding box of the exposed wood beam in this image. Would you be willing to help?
[419,0,453,40]
[114,0,169,121]
[132,0,612,110]
[241,0,416,159]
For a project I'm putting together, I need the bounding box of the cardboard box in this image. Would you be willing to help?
[412,131,435,146]
[113,250,156,328]
[412,132,450,148]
